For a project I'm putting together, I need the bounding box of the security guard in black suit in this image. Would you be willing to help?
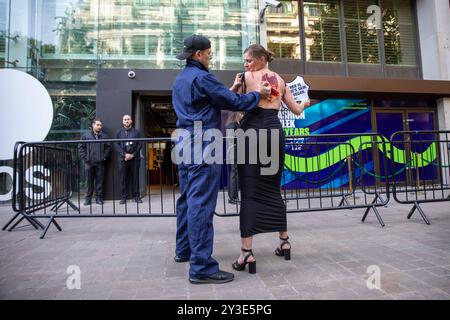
[114,114,142,204]
[78,118,111,205]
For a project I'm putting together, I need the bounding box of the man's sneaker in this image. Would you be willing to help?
[96,198,104,205]
[135,197,143,203]
[83,198,91,206]
[119,199,126,205]
[189,270,234,284]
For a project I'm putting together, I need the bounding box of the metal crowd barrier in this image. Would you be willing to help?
[2,142,71,233]
[4,130,449,238]
[389,130,450,224]
[3,137,240,238]
[280,133,390,227]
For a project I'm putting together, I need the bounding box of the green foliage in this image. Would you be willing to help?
[308,2,341,62]
[47,96,95,141]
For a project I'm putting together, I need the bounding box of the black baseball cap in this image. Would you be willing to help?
[176,34,211,60]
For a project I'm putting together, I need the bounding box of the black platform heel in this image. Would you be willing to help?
[232,248,256,274]
[275,236,291,260]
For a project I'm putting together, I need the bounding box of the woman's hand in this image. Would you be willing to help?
[259,81,272,99]
[230,72,244,92]
[301,99,311,109]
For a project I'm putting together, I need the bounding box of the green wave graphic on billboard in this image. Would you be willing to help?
[285,135,437,173]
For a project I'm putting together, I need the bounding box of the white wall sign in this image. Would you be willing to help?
[0,69,54,201]
[0,69,53,160]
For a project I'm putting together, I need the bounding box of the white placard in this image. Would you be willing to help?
[286,76,309,103]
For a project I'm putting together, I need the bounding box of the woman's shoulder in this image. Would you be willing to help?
[268,70,285,82]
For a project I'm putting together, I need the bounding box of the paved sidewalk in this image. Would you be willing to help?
[0,200,449,300]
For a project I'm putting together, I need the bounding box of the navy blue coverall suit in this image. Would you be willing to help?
[172,59,261,279]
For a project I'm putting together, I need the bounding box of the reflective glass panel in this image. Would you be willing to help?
[266,1,301,59]
[304,0,341,62]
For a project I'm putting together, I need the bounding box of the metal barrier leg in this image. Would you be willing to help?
[52,219,62,231]
[21,216,43,230]
[371,206,385,227]
[67,200,79,211]
[51,199,79,212]
[40,216,62,239]
[7,216,25,231]
[361,194,385,227]
[51,201,64,212]
[407,201,430,225]
[361,207,370,222]
[8,215,44,231]
[2,212,21,230]
[28,217,45,229]
[376,194,386,205]
[3,212,45,231]
[338,196,350,207]
[361,206,385,227]
[362,194,379,221]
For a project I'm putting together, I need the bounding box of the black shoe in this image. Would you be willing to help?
[135,197,143,203]
[96,198,103,205]
[189,270,234,284]
[83,197,91,206]
[232,248,256,274]
[174,256,189,263]
[119,199,126,205]
[275,236,291,261]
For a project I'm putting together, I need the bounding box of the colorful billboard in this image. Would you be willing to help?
[279,99,372,189]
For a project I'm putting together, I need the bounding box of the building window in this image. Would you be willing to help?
[344,0,380,64]
[304,0,342,62]
[16,0,256,71]
[47,95,96,141]
[266,1,301,59]
[382,0,417,66]
[95,0,258,70]
[0,0,6,67]
[42,0,95,56]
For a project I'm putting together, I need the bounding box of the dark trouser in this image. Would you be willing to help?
[175,163,221,279]
[85,162,105,198]
[118,158,140,199]
[227,163,239,201]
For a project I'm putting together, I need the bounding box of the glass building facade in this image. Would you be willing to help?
[1,0,420,140]
[1,0,260,139]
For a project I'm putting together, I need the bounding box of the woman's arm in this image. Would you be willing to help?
[282,85,310,116]
[230,72,244,93]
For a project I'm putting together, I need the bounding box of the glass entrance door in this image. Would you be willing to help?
[375,110,436,185]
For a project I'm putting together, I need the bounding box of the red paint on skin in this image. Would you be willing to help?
[262,73,279,97]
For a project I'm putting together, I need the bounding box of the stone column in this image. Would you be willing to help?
[416,0,450,80]
[437,98,450,186]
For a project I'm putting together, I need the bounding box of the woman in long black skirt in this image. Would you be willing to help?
[229,44,310,274]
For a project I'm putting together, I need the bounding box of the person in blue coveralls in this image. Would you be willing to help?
[172,34,271,284]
